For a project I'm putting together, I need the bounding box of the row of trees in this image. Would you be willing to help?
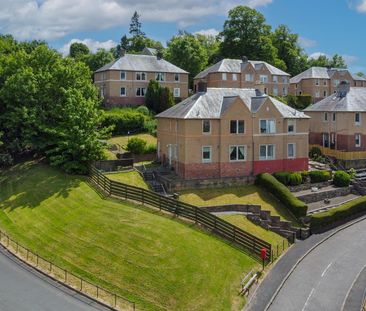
[0,35,105,173]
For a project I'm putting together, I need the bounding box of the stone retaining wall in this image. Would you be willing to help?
[289,181,333,193]
[297,186,354,204]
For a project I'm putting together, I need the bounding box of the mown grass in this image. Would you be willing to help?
[108,134,157,150]
[0,161,258,311]
[106,170,150,190]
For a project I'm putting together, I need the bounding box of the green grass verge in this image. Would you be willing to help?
[108,134,157,150]
[106,170,149,190]
[0,161,257,311]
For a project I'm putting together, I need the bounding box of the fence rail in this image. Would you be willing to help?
[90,165,272,261]
[0,230,135,311]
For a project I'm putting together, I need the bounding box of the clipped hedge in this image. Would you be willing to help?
[311,196,366,229]
[333,170,351,187]
[288,173,302,186]
[101,109,145,135]
[256,173,308,218]
[273,172,290,185]
[308,170,331,183]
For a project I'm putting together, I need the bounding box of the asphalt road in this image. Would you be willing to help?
[267,218,366,311]
[0,246,109,311]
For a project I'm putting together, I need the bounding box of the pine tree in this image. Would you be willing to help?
[129,11,145,37]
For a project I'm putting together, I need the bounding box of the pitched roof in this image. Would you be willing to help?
[95,54,188,74]
[304,87,366,112]
[351,73,366,81]
[142,47,157,56]
[290,67,359,84]
[156,88,309,119]
[194,59,290,79]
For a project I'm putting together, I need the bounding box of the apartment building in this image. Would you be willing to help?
[304,82,366,168]
[290,67,366,103]
[193,57,290,96]
[156,88,309,180]
[94,50,189,107]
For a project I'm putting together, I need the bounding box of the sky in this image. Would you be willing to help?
[1,0,366,73]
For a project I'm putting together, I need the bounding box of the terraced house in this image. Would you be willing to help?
[156,88,309,180]
[94,50,189,107]
[290,67,366,103]
[193,57,290,96]
[304,82,366,168]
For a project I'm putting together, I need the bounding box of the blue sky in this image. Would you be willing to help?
[1,0,366,73]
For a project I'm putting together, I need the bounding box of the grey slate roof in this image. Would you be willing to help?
[194,59,290,79]
[156,88,309,119]
[95,54,188,74]
[351,73,366,81]
[304,88,366,112]
[142,47,157,56]
[290,67,361,84]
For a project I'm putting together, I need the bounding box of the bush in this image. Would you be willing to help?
[308,170,331,183]
[256,173,308,218]
[126,137,147,155]
[144,144,157,154]
[311,196,366,229]
[309,146,322,159]
[288,173,302,186]
[333,170,351,187]
[300,171,309,183]
[273,172,291,185]
[101,109,145,135]
[0,153,13,167]
[136,105,150,116]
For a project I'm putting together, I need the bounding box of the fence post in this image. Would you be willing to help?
[125,184,128,200]
[159,196,162,211]
[81,279,83,291]
[97,286,99,299]
[114,294,117,307]
[65,270,67,282]
[141,189,145,205]
[16,242,18,253]
[36,254,39,266]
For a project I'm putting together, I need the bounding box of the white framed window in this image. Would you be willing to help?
[232,73,238,81]
[288,119,296,133]
[120,87,126,96]
[315,91,320,98]
[156,72,165,81]
[173,88,180,98]
[174,73,180,82]
[230,120,245,134]
[287,143,296,158]
[273,87,278,96]
[259,145,275,160]
[356,134,362,147]
[136,72,146,81]
[260,75,268,83]
[324,113,328,122]
[120,71,126,80]
[332,113,336,122]
[229,145,246,161]
[202,146,212,163]
[355,113,361,125]
[260,119,276,134]
[245,74,254,82]
[222,73,227,80]
[136,87,146,97]
[282,87,288,96]
[315,79,320,86]
[323,90,327,97]
[202,120,211,134]
[273,75,278,83]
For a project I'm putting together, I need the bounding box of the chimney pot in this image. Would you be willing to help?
[119,48,126,58]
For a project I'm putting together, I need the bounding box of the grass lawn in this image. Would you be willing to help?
[179,185,297,223]
[108,133,157,150]
[106,170,149,190]
[0,161,258,311]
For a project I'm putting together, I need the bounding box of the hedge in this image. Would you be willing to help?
[288,173,302,186]
[308,170,331,183]
[333,170,351,187]
[256,173,308,218]
[101,109,145,135]
[310,196,366,229]
[273,172,290,185]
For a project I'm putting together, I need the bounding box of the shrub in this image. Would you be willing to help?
[333,170,351,187]
[309,146,322,159]
[101,109,145,135]
[256,173,308,218]
[310,196,366,229]
[300,171,309,183]
[308,170,331,183]
[288,173,302,186]
[144,144,157,154]
[143,118,157,137]
[0,153,13,167]
[136,105,150,116]
[126,137,147,155]
[273,172,290,185]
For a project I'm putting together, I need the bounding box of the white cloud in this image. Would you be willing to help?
[348,0,366,12]
[356,0,366,12]
[0,0,274,40]
[309,52,330,59]
[193,28,220,37]
[298,36,317,48]
[59,38,117,56]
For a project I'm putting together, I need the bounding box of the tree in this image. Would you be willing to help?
[165,31,208,87]
[308,54,347,69]
[83,48,114,72]
[195,33,221,66]
[356,72,365,77]
[69,42,90,58]
[129,11,145,37]
[145,80,174,113]
[219,6,282,67]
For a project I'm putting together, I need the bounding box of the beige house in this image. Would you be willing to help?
[94,51,189,107]
[290,67,366,103]
[193,57,290,96]
[304,82,366,168]
[156,88,309,180]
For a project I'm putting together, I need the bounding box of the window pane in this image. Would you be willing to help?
[268,145,274,158]
[230,146,237,161]
[288,144,294,157]
[203,120,210,133]
[269,120,276,133]
[230,120,237,133]
[203,147,211,160]
[260,120,267,133]
[238,120,245,133]
[260,146,266,158]
[238,146,245,160]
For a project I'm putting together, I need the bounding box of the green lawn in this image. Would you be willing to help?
[108,134,157,150]
[106,170,149,190]
[179,185,296,223]
[0,161,258,311]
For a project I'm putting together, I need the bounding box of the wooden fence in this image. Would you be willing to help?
[90,165,272,261]
[0,230,135,311]
[310,144,366,161]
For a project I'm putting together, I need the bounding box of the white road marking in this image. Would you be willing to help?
[321,262,333,278]
[302,288,315,311]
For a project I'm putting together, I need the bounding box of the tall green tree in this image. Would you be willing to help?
[83,48,114,72]
[129,11,145,37]
[145,80,174,113]
[69,42,90,58]
[195,33,221,66]
[165,31,208,87]
[308,54,347,68]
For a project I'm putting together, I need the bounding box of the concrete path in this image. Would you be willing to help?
[246,216,366,311]
[0,246,110,311]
